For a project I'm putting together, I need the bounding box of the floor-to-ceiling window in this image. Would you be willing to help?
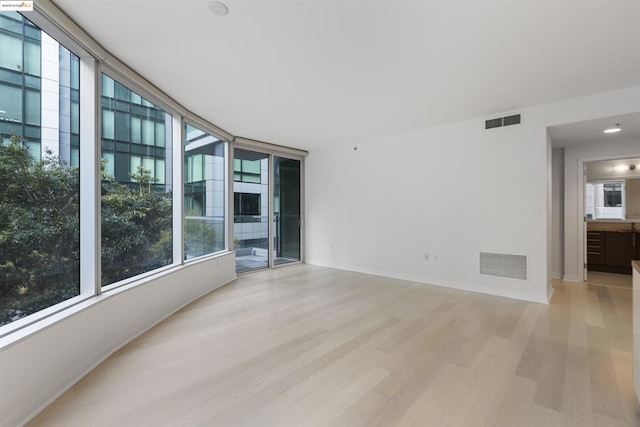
[100,73,173,287]
[0,12,81,326]
[184,123,227,259]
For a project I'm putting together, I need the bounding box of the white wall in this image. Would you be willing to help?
[552,148,564,279]
[0,253,236,427]
[306,114,550,303]
[306,86,640,303]
[545,135,554,301]
[563,138,640,281]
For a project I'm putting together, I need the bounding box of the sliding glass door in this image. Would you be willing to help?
[233,149,269,272]
[274,157,301,265]
[233,149,302,273]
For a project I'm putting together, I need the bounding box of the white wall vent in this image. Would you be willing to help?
[480,252,527,280]
[485,117,503,129]
[503,114,521,126]
[485,114,521,130]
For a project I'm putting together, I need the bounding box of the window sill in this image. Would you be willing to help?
[0,250,233,349]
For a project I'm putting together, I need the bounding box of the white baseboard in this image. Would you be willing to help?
[306,259,549,305]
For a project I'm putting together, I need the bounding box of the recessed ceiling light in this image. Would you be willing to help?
[208,1,229,16]
[603,124,622,134]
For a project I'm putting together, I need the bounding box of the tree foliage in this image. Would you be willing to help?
[0,136,173,326]
[0,134,79,324]
[101,164,172,285]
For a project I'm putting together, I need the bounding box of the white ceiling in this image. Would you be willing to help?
[51,0,640,150]
[548,112,640,149]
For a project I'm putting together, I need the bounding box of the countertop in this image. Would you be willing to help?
[587,221,639,232]
[587,220,640,223]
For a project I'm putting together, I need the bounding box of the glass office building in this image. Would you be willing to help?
[0,11,78,164]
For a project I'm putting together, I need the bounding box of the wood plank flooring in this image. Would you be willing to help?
[27,265,640,426]
[586,271,633,290]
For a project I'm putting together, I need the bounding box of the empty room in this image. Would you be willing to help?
[1,0,639,426]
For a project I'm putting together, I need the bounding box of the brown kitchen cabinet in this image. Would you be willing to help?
[588,230,638,274]
[587,231,605,265]
[605,231,636,273]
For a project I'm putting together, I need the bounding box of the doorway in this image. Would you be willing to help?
[584,157,640,289]
[233,148,303,273]
[548,112,640,286]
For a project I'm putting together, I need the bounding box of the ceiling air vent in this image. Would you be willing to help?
[503,114,521,126]
[485,118,503,129]
[485,114,521,130]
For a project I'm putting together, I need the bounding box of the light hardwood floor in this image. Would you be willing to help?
[586,271,633,290]
[28,265,640,426]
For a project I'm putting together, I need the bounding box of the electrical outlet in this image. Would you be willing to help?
[433,255,438,262]
[425,253,430,261]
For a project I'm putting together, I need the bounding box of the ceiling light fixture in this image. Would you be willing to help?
[208,1,229,16]
[603,124,622,134]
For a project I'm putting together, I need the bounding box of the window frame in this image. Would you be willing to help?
[231,139,306,272]
[183,119,230,262]
[0,10,95,337]
[99,65,182,291]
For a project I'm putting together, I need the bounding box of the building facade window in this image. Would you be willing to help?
[0,12,42,161]
[183,123,226,259]
[603,182,623,207]
[234,158,261,183]
[0,13,80,326]
[234,193,261,222]
[100,74,171,187]
[100,73,173,286]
